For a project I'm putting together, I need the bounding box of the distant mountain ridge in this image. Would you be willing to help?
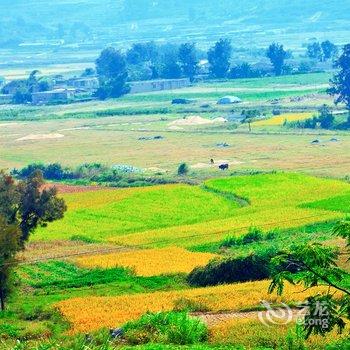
[1,0,349,46]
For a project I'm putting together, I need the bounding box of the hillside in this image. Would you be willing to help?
[1,0,350,46]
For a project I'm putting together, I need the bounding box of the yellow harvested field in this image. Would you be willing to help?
[253,112,314,126]
[209,318,348,349]
[75,247,217,276]
[57,280,333,334]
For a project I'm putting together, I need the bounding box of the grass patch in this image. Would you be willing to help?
[121,311,208,345]
[16,260,187,294]
[302,193,350,213]
[191,221,338,254]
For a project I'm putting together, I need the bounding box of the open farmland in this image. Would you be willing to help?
[2,0,350,347]
[56,280,333,334]
[32,173,349,247]
[1,73,350,180]
[1,69,349,349]
[2,117,350,178]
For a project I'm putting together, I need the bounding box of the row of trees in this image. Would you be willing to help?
[307,40,338,62]
[95,39,291,99]
[0,171,66,310]
[95,43,200,99]
[95,40,350,118]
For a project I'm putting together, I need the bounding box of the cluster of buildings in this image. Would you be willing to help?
[0,75,191,105]
[0,76,99,105]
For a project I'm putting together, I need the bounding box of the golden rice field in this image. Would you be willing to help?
[75,247,217,276]
[209,318,349,349]
[34,173,350,248]
[56,280,334,334]
[253,112,314,126]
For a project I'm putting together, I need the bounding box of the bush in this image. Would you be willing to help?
[242,227,264,244]
[122,311,208,345]
[13,162,180,188]
[173,298,209,312]
[0,323,20,338]
[69,235,99,244]
[178,163,189,176]
[13,163,75,180]
[220,227,272,248]
[187,249,277,287]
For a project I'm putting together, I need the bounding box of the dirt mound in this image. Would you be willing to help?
[0,122,21,127]
[169,116,226,127]
[168,125,184,130]
[16,133,65,141]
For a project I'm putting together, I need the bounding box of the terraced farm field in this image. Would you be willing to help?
[57,280,332,334]
[1,72,349,349]
[75,247,217,276]
[34,173,350,248]
[4,172,350,349]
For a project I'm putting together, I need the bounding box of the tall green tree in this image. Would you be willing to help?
[266,43,287,76]
[328,44,350,113]
[0,170,66,310]
[0,218,20,311]
[17,171,67,243]
[208,39,232,78]
[161,53,182,79]
[0,170,67,244]
[126,42,158,65]
[95,47,130,100]
[321,40,338,61]
[307,42,323,61]
[268,219,350,338]
[318,104,334,129]
[178,43,198,82]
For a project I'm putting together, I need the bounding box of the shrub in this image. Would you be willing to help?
[178,163,189,176]
[0,323,20,338]
[241,227,264,244]
[70,235,98,244]
[173,298,209,312]
[122,311,208,345]
[13,163,75,180]
[187,249,277,287]
[220,235,240,248]
[220,227,267,248]
[266,229,278,241]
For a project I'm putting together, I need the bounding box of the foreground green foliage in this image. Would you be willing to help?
[269,219,350,338]
[122,311,208,345]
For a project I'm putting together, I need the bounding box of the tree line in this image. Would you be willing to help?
[96,41,350,119]
[95,39,297,99]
